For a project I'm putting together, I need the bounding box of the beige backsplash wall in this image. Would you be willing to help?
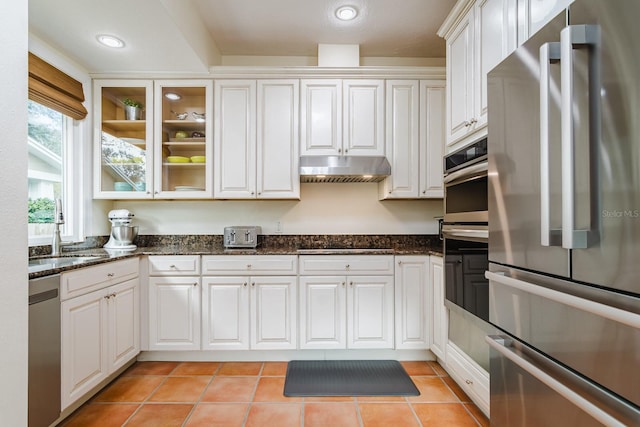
[108,183,443,235]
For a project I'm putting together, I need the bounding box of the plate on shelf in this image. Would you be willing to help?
[166,156,190,163]
[168,137,205,142]
[174,186,205,191]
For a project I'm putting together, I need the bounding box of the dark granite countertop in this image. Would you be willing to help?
[28,234,442,279]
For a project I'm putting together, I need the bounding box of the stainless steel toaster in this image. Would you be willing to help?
[224,226,262,248]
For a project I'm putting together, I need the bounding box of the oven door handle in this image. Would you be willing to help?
[442,228,488,241]
[486,335,628,427]
[443,161,488,186]
[485,271,640,329]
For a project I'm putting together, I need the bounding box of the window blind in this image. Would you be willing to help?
[28,52,87,120]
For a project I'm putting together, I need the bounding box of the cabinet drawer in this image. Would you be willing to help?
[202,255,297,275]
[61,258,139,301]
[299,255,394,275]
[445,342,490,415]
[148,255,200,276]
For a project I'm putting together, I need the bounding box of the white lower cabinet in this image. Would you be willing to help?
[430,255,448,360]
[395,256,431,349]
[148,276,201,350]
[299,276,394,349]
[201,255,298,350]
[201,276,297,350]
[61,276,139,410]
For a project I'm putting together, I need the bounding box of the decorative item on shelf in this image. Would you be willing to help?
[192,112,205,122]
[174,130,189,139]
[122,98,143,120]
[191,131,205,137]
[171,110,188,120]
[114,181,133,191]
[166,156,190,163]
[190,156,206,163]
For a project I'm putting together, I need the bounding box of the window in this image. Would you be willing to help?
[27,100,80,246]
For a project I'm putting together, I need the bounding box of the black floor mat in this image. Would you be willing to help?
[283,360,420,397]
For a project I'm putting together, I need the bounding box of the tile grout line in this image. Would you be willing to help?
[122,363,179,426]
[180,361,222,427]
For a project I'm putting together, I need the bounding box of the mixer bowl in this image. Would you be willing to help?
[110,225,138,245]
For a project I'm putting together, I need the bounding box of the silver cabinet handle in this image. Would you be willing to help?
[463,120,471,127]
[243,282,247,287]
[342,282,345,287]
[349,281,353,287]
[169,264,176,268]
[251,282,255,287]
[561,24,601,249]
[338,148,342,154]
[486,335,626,427]
[107,273,115,277]
[485,271,640,329]
[111,293,116,298]
[345,264,350,269]
[465,379,473,385]
[104,295,110,300]
[398,261,402,266]
[344,148,348,153]
[539,41,563,247]
[193,282,198,287]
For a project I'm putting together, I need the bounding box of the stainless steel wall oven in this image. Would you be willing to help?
[443,139,489,322]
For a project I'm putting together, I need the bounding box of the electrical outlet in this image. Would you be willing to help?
[276,221,283,234]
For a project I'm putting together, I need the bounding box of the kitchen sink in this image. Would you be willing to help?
[28,256,105,273]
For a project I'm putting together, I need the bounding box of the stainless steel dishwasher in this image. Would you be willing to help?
[29,274,61,427]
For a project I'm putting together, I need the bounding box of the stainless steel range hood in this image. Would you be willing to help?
[299,156,391,183]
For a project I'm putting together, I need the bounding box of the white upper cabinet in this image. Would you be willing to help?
[214,80,257,199]
[93,80,154,199]
[379,79,445,199]
[214,79,299,199]
[518,0,573,44]
[301,79,384,157]
[343,80,385,156]
[440,0,517,152]
[154,80,213,198]
[300,79,342,156]
[256,80,300,199]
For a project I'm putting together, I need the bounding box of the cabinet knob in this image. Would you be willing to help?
[251,191,255,195]
[107,273,115,277]
[170,264,176,268]
[344,148,348,153]
[193,282,198,287]
[247,264,252,269]
[345,264,350,269]
[342,282,345,287]
[422,190,426,194]
[398,261,402,266]
[155,191,159,195]
[350,281,354,286]
[470,118,477,124]
[243,282,247,287]
[463,120,471,127]
[104,295,110,300]
[147,191,151,195]
[258,192,262,196]
[111,293,116,298]
[252,282,255,287]
[465,379,473,385]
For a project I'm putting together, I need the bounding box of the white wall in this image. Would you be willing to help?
[115,183,443,235]
[0,1,28,425]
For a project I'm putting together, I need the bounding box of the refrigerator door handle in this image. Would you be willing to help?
[540,41,563,247]
[560,24,602,249]
[485,271,640,329]
[486,335,627,427]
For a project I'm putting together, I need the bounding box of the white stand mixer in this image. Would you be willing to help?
[104,209,138,250]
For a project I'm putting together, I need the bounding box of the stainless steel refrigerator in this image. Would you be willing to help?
[487,0,640,425]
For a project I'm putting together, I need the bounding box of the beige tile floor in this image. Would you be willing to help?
[60,361,489,427]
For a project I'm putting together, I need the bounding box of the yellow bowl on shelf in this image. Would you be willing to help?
[190,156,206,163]
[166,156,190,163]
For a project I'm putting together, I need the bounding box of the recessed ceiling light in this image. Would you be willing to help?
[96,34,125,48]
[164,92,182,101]
[336,6,358,21]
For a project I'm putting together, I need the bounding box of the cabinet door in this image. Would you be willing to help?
[300,79,342,156]
[107,278,140,372]
[148,276,201,350]
[154,80,213,198]
[430,256,447,360]
[61,289,108,410]
[256,80,300,199]
[299,276,346,349]
[395,256,430,350]
[93,79,154,199]
[475,0,517,131]
[250,276,297,349]
[520,0,572,42]
[343,80,385,156]
[347,275,394,349]
[446,8,475,147]
[214,80,257,198]
[380,80,419,199]
[201,277,249,350]
[419,80,446,198]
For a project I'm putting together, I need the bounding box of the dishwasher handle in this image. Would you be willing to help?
[29,288,59,305]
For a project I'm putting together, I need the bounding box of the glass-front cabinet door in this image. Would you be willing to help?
[94,80,154,198]
[154,80,213,198]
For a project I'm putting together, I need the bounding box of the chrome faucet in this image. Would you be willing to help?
[51,199,72,256]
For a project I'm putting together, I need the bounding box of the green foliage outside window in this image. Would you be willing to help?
[28,197,55,223]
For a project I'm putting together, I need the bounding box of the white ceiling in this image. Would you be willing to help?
[28,0,457,74]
